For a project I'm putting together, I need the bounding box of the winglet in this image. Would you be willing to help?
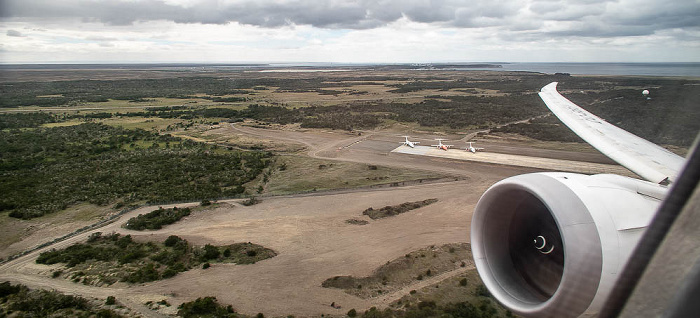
[538,82,685,184]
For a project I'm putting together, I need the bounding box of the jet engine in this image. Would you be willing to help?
[471,172,667,318]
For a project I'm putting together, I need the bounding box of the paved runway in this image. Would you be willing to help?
[392,145,635,176]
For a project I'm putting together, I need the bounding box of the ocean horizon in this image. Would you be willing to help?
[465,62,700,77]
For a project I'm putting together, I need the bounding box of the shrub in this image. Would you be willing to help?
[202,244,220,260]
[0,281,21,297]
[105,296,116,305]
[202,263,211,269]
[178,297,234,318]
[418,301,436,309]
[362,199,438,219]
[164,235,184,247]
[124,207,191,231]
[241,197,261,206]
[162,267,179,278]
[459,278,468,286]
[476,284,490,297]
[347,309,357,317]
[124,263,160,283]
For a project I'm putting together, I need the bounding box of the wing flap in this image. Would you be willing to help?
[538,82,685,184]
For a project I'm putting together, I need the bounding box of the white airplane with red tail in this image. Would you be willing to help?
[431,139,452,151]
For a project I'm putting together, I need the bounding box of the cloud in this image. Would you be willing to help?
[6,29,24,37]
[85,35,118,42]
[0,0,698,63]
[1,0,698,38]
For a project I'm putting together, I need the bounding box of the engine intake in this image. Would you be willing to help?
[471,173,661,317]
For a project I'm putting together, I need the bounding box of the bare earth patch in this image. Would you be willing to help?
[322,243,471,299]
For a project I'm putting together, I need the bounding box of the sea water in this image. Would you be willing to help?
[463,62,700,77]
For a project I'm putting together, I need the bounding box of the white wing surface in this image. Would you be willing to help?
[538,82,685,184]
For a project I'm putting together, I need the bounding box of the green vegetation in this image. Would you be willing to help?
[0,77,258,108]
[490,115,583,142]
[362,199,438,220]
[177,296,237,318]
[36,232,275,284]
[346,219,370,225]
[0,281,125,317]
[369,269,510,317]
[322,243,469,299]
[241,197,262,206]
[0,123,271,219]
[264,156,441,196]
[0,112,57,129]
[483,77,700,147]
[123,206,191,230]
[356,300,508,318]
[3,73,696,146]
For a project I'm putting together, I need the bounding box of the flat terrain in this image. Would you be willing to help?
[2,67,675,317]
[0,119,636,317]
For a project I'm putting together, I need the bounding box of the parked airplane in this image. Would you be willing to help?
[466,142,484,153]
[431,139,452,151]
[470,82,688,318]
[400,136,419,148]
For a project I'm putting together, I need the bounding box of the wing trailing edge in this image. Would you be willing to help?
[538,82,685,184]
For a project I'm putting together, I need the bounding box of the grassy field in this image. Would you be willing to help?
[261,155,442,195]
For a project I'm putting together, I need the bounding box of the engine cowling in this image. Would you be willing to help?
[471,172,666,317]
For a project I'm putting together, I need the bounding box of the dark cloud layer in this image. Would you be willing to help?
[2,0,699,37]
[6,29,23,37]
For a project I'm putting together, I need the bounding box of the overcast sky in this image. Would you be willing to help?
[1,0,699,64]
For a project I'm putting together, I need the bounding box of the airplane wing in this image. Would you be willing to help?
[538,82,685,184]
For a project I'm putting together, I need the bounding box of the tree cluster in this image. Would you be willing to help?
[490,116,584,142]
[177,296,237,318]
[123,207,191,230]
[0,112,57,129]
[0,123,271,219]
[0,281,125,317]
[355,299,509,318]
[36,233,276,284]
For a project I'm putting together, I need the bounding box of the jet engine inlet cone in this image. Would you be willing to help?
[508,193,564,300]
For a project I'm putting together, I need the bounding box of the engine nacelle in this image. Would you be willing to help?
[471,172,666,317]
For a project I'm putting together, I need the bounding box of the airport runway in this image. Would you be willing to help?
[392,145,633,176]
